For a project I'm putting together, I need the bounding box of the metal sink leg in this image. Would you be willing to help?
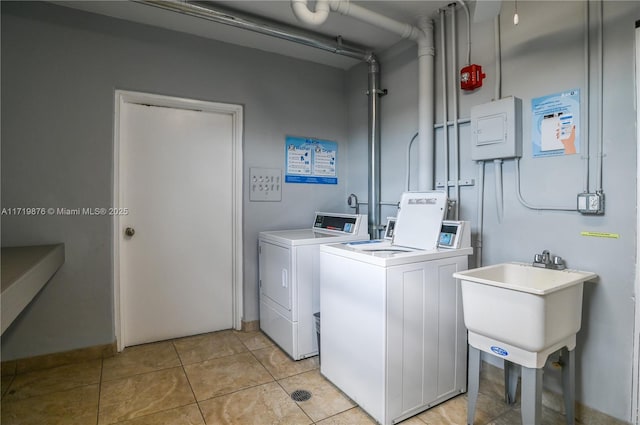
[467,345,481,425]
[521,366,543,425]
[560,347,576,425]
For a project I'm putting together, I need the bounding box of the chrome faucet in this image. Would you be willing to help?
[533,249,566,270]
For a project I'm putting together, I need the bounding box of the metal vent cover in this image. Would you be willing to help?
[290,389,312,402]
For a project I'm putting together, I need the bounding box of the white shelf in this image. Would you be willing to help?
[1,244,65,334]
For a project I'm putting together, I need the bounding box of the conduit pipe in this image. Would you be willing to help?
[405,132,419,191]
[292,0,435,192]
[440,9,450,200]
[434,118,471,129]
[515,1,603,213]
[494,159,504,222]
[476,161,485,268]
[368,58,383,238]
[416,17,436,191]
[583,0,590,193]
[494,15,502,101]
[329,1,423,41]
[596,0,604,193]
[456,0,471,65]
[515,158,575,211]
[493,14,504,222]
[450,3,460,219]
[139,0,371,61]
[290,0,330,26]
[292,0,437,234]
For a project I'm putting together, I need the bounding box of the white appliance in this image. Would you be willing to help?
[259,212,368,360]
[320,192,472,425]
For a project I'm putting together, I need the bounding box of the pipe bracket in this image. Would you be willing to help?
[366,88,388,97]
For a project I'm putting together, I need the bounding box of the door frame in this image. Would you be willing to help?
[113,90,243,351]
[634,19,640,425]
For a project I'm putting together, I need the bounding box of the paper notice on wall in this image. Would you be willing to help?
[532,89,580,157]
[285,136,337,184]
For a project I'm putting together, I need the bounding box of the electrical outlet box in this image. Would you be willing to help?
[250,167,282,202]
[470,97,522,161]
[577,192,605,215]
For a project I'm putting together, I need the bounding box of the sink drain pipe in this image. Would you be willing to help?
[292,1,436,235]
[139,0,370,60]
[303,1,435,192]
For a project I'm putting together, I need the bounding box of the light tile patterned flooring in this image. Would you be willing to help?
[0,330,578,425]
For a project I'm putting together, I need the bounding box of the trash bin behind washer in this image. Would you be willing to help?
[313,312,321,361]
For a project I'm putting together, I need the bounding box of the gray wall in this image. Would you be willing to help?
[2,0,639,421]
[1,2,349,359]
[346,1,638,422]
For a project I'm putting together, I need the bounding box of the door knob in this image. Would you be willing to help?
[125,227,135,237]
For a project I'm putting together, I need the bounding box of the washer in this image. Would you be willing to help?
[259,212,368,360]
[319,192,473,425]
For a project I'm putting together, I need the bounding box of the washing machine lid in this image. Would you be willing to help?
[393,191,447,250]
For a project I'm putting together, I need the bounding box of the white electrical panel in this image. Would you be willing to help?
[470,97,522,161]
[250,167,282,202]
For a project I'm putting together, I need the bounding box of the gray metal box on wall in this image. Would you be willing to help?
[470,97,522,161]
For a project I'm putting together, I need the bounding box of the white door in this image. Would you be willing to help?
[117,94,241,347]
[635,20,640,425]
[259,241,292,311]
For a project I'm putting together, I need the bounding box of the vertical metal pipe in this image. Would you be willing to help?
[596,0,604,192]
[583,0,590,193]
[450,4,460,218]
[417,18,435,191]
[440,9,450,199]
[367,57,382,238]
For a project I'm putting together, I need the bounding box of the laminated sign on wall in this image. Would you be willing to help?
[531,89,581,158]
[285,136,337,184]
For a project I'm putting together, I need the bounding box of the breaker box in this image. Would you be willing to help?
[470,97,522,161]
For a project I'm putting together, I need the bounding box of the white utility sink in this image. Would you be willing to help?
[453,262,597,368]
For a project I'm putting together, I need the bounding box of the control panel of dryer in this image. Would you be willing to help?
[313,212,366,235]
[384,217,397,240]
[439,221,471,249]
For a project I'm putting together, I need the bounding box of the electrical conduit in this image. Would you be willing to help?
[450,4,460,219]
[493,14,504,222]
[368,58,383,238]
[291,0,437,237]
[440,9,449,200]
[141,0,370,60]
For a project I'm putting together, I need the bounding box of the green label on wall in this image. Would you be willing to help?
[580,231,620,239]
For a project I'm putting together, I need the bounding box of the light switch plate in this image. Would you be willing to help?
[250,168,282,202]
[577,192,605,215]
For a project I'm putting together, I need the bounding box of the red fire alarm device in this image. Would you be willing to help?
[460,64,486,91]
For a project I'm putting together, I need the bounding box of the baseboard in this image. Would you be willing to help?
[241,320,260,332]
[1,342,117,376]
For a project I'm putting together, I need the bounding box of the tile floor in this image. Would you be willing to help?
[0,330,579,425]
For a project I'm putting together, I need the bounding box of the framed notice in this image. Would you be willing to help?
[532,89,580,157]
[285,136,337,184]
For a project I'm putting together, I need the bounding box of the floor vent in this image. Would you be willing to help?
[290,389,312,402]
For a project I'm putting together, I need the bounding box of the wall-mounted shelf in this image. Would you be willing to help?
[1,244,65,334]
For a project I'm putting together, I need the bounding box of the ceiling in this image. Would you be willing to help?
[52,0,465,69]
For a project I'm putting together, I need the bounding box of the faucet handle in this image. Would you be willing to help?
[553,256,564,265]
[534,254,543,263]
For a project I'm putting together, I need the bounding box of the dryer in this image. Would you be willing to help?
[319,192,472,425]
[259,212,368,360]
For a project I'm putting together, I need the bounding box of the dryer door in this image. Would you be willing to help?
[259,241,292,311]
